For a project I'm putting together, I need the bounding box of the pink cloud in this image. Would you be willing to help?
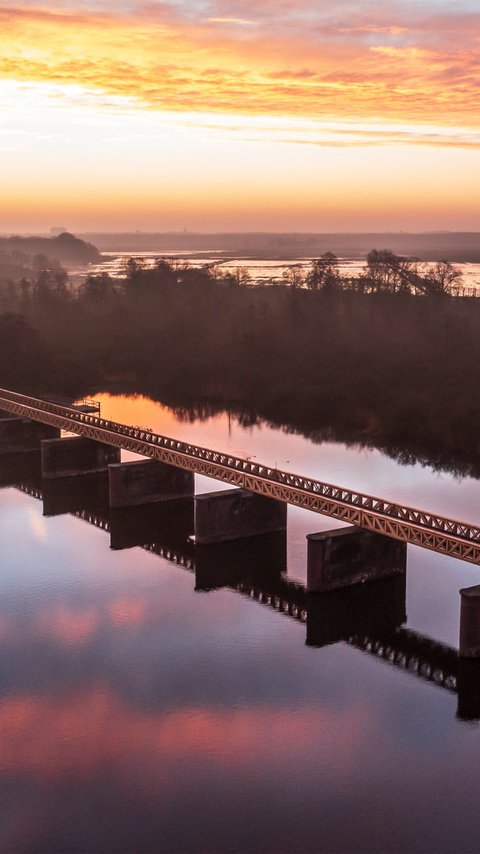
[0,1,478,134]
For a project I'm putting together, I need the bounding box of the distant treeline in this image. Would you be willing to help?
[79,230,480,263]
[0,232,99,273]
[1,252,480,477]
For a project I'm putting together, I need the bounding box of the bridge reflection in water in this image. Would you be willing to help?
[1,387,480,565]
[4,450,480,723]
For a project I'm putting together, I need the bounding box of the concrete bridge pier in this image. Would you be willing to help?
[0,417,60,455]
[109,459,194,508]
[459,585,480,658]
[194,488,287,545]
[307,526,407,593]
[41,436,120,479]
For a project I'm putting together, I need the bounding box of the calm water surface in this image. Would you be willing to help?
[2,395,480,853]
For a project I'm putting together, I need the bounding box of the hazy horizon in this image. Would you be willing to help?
[3,229,480,238]
[2,0,479,233]
[5,228,480,263]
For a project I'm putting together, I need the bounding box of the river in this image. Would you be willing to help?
[2,393,480,853]
[68,252,480,294]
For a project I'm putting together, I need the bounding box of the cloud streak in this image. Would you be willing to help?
[0,0,478,143]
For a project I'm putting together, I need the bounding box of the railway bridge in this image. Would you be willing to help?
[1,386,480,565]
[2,386,480,658]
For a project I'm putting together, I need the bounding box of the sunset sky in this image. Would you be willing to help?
[1,0,479,232]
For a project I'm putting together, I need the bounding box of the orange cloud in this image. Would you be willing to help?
[208,17,255,26]
[0,1,478,132]
[0,1,478,230]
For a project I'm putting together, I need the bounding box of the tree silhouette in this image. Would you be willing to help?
[306,252,341,291]
[425,261,463,296]
[282,264,304,290]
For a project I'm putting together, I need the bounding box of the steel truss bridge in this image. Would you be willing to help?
[1,387,480,565]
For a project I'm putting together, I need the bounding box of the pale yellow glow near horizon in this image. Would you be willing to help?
[1,2,479,232]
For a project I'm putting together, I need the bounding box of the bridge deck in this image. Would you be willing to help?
[1,387,480,565]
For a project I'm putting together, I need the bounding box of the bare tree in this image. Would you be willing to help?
[283,264,304,291]
[362,249,427,295]
[123,257,146,278]
[424,261,463,296]
[365,249,403,293]
[306,252,341,291]
[224,266,251,287]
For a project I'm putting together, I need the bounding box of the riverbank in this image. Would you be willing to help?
[1,260,479,479]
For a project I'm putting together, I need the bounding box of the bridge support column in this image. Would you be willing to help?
[41,436,120,479]
[109,459,194,508]
[194,488,287,545]
[459,586,480,658]
[307,526,407,593]
[0,418,60,455]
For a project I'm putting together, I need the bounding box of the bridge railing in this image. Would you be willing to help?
[1,387,480,560]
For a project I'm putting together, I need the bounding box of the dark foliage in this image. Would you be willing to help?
[0,254,479,476]
[0,233,100,267]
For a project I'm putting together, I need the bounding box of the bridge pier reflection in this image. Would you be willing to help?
[0,449,42,487]
[456,659,480,720]
[194,531,287,591]
[0,417,59,455]
[42,472,110,518]
[110,498,194,553]
[306,573,407,647]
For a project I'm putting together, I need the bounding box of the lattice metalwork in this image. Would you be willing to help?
[2,386,480,564]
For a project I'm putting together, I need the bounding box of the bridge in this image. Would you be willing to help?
[1,386,480,565]
[10,477,480,721]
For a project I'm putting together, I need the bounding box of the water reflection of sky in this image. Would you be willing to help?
[75,252,480,294]
[2,484,480,853]
[95,394,480,525]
